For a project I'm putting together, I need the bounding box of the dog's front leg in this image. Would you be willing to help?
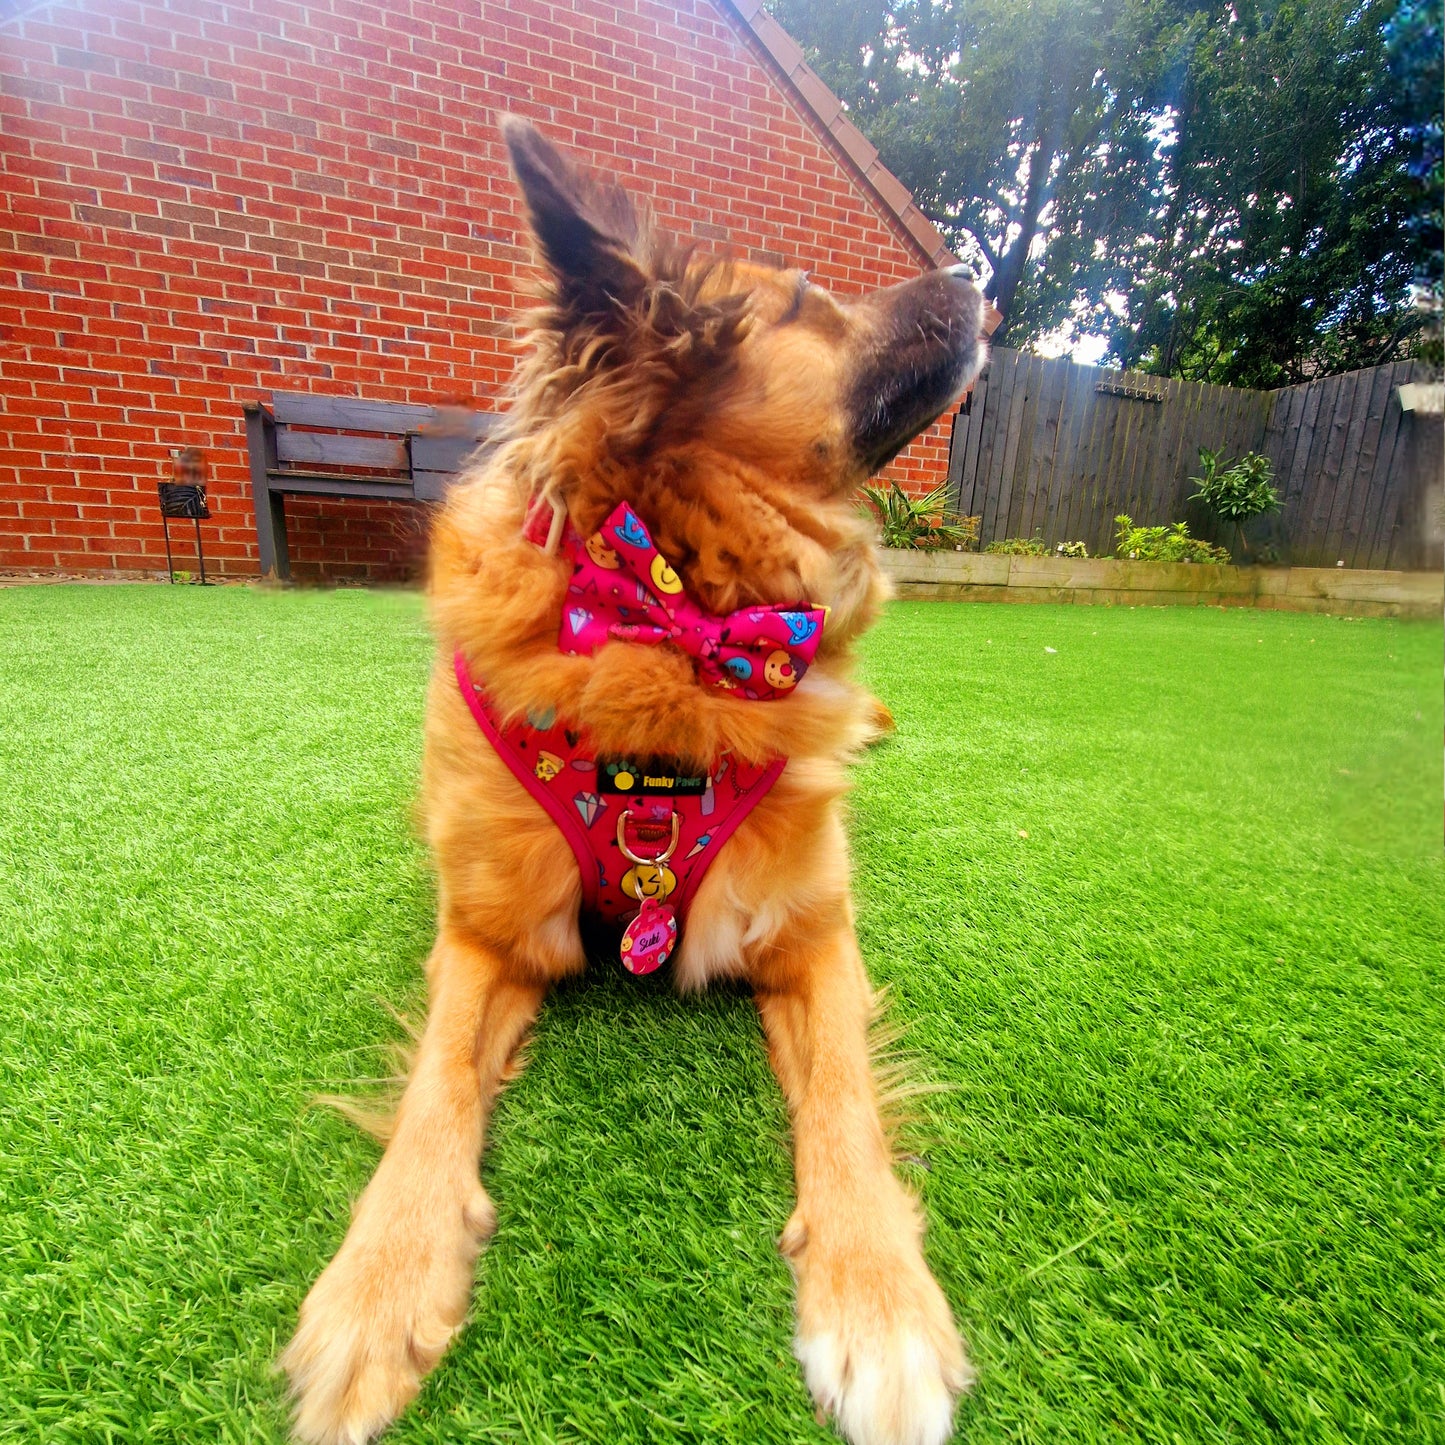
[756,929,971,1445]
[281,926,546,1445]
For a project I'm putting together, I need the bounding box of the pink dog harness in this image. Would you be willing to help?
[457,501,824,975]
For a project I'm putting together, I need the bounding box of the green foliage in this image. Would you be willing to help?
[983,535,1050,556]
[770,0,1178,346]
[861,479,980,550]
[1115,0,1443,385]
[1114,513,1232,563]
[1189,450,1281,560]
[1190,449,1280,522]
[767,0,1442,382]
[1387,0,1443,323]
[985,535,1089,557]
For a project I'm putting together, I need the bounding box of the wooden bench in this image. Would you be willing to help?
[243,394,498,580]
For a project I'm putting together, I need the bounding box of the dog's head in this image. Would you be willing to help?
[500,119,986,504]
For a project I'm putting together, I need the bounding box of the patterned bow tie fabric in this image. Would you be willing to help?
[557,502,825,700]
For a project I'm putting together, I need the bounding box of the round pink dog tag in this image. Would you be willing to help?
[620,898,677,975]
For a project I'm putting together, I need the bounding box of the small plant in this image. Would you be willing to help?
[861,480,980,550]
[1114,515,1231,564]
[1054,540,1088,558]
[1189,448,1280,560]
[170,569,193,584]
[983,534,1049,556]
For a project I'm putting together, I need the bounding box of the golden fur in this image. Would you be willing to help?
[281,119,985,1445]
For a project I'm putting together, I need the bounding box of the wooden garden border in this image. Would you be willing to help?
[878,549,1443,619]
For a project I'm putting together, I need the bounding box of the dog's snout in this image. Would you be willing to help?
[846,265,986,474]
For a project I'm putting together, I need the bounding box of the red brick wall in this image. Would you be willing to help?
[0,0,952,582]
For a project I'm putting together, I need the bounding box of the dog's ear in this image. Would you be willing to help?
[501,117,647,311]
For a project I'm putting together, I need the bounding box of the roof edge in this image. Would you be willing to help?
[720,0,957,270]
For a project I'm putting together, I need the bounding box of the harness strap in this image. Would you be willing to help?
[455,652,784,926]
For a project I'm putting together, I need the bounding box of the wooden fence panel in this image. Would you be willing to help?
[1023,361,1060,542]
[1044,362,1091,543]
[955,366,988,517]
[996,354,1032,539]
[1261,383,1306,527]
[1058,361,1102,546]
[1262,359,1436,568]
[947,350,1439,569]
[1328,365,1393,566]
[1382,363,1437,570]
[1275,378,1328,556]
[1405,395,1445,571]
[1068,364,1113,553]
[1360,364,1415,569]
[1338,365,1397,568]
[1310,372,1359,553]
[968,349,1014,535]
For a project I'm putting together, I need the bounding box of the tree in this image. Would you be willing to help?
[770,0,1201,346]
[1188,449,1280,560]
[768,0,1443,382]
[1112,0,1444,385]
[1383,0,1443,364]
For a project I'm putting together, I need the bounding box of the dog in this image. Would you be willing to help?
[281,118,986,1445]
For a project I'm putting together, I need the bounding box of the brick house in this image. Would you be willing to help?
[0,0,960,582]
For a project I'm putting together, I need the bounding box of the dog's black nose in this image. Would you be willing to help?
[943,262,977,282]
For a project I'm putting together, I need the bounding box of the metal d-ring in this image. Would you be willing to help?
[616,808,681,866]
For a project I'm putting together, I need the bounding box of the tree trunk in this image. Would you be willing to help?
[984,126,1057,339]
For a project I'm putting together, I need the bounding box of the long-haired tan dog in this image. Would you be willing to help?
[282,119,986,1445]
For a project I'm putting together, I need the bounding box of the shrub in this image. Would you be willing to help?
[1189,448,1280,560]
[983,535,1049,556]
[861,480,980,550]
[1114,514,1232,564]
[983,536,1086,557]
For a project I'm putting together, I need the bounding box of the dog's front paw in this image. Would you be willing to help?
[280,1180,495,1445]
[786,1214,972,1445]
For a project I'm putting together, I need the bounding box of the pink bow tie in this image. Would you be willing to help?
[552,502,825,700]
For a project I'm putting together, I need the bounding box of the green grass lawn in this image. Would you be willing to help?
[1,584,1442,1445]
